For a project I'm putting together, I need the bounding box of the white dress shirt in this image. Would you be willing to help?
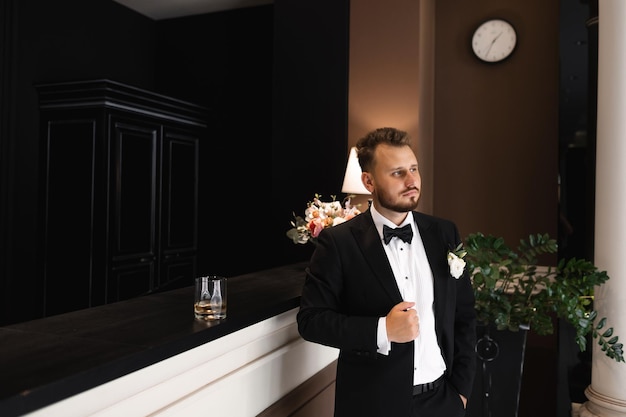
[370,205,447,385]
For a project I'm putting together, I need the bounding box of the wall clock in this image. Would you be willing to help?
[471,19,517,63]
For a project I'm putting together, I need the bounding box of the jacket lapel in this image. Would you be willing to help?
[351,211,403,303]
[414,213,449,317]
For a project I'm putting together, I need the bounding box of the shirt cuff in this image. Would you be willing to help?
[377,316,391,355]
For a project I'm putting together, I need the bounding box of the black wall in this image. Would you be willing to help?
[271,0,350,271]
[155,8,277,277]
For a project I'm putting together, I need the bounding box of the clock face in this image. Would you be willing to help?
[472,19,517,63]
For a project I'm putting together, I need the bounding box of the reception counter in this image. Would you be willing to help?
[0,263,338,416]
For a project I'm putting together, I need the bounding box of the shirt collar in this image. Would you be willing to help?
[370,205,414,242]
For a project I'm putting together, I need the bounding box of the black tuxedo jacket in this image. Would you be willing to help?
[297,209,476,417]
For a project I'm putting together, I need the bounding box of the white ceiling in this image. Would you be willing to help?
[112,0,273,20]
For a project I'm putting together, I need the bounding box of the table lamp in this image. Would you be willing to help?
[341,147,370,195]
[341,147,371,210]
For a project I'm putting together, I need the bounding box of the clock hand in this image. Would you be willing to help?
[485,31,503,57]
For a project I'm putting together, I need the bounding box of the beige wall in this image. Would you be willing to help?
[348,0,428,211]
[349,0,559,248]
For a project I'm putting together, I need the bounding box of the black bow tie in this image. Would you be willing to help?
[383,224,413,244]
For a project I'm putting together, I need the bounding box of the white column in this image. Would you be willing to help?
[580,1,626,416]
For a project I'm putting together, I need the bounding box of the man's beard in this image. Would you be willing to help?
[377,188,420,212]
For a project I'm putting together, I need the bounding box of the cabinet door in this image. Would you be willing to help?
[159,129,199,289]
[107,115,159,303]
[160,254,196,292]
[108,262,154,303]
[42,117,102,316]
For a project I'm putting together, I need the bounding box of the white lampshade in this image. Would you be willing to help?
[341,147,370,195]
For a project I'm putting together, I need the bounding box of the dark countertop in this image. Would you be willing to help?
[0,262,307,417]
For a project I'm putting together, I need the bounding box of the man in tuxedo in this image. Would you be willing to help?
[297,127,476,417]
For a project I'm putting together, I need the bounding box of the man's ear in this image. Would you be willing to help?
[362,172,374,192]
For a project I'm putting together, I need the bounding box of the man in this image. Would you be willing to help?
[297,127,476,416]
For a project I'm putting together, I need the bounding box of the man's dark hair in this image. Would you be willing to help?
[356,127,411,172]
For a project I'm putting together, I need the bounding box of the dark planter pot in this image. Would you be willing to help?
[466,323,529,417]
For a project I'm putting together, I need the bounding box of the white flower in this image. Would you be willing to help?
[332,217,347,226]
[447,251,466,279]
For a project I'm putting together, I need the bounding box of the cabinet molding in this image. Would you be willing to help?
[37,79,208,128]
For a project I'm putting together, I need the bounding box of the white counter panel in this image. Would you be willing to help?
[25,308,338,417]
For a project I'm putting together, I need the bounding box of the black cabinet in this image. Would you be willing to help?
[37,80,207,317]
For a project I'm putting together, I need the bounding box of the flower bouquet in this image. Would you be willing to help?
[286,194,362,245]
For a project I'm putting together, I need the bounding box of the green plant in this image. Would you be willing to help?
[465,232,624,363]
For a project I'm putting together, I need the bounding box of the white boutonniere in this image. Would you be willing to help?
[447,243,467,279]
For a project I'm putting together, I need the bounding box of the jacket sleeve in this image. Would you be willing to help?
[297,225,384,356]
